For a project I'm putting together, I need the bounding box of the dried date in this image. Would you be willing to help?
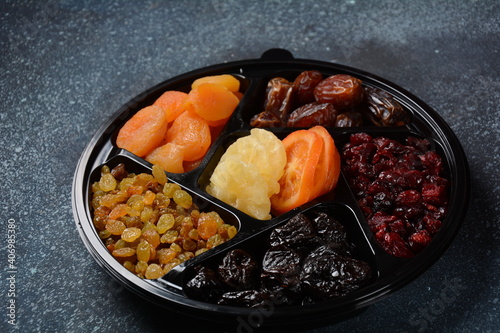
[334,111,364,127]
[365,86,410,126]
[292,70,324,106]
[314,74,365,110]
[286,102,337,127]
[263,77,294,122]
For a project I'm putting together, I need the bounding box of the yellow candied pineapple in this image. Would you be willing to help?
[206,128,286,220]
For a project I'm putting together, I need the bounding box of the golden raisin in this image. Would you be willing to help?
[152,164,168,185]
[106,219,126,235]
[145,264,164,279]
[157,214,175,234]
[121,227,142,242]
[112,247,135,257]
[173,189,192,209]
[99,173,117,192]
[136,241,151,262]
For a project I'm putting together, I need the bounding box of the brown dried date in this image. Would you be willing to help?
[314,74,365,110]
[365,86,410,126]
[292,70,324,107]
[250,110,283,128]
[286,102,338,127]
[334,111,364,127]
[263,77,294,122]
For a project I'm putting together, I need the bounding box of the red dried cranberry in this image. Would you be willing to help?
[408,230,432,253]
[377,232,414,258]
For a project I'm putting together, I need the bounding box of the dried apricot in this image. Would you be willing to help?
[191,74,240,92]
[188,83,239,122]
[153,90,189,123]
[165,111,211,162]
[145,143,185,173]
[116,105,169,157]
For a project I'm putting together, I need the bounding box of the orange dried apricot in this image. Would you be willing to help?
[153,90,190,123]
[165,111,211,162]
[191,74,240,92]
[116,105,168,157]
[145,143,185,174]
[188,83,239,122]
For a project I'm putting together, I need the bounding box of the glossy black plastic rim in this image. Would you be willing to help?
[71,49,470,326]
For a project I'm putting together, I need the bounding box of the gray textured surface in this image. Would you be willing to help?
[1,0,499,332]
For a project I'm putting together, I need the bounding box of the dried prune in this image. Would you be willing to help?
[268,213,318,248]
[300,252,371,300]
[286,102,337,127]
[218,289,271,307]
[334,111,364,127]
[292,70,324,106]
[365,86,409,126]
[261,245,302,291]
[184,266,226,303]
[218,249,259,290]
[314,74,365,110]
[311,212,348,247]
[184,211,372,307]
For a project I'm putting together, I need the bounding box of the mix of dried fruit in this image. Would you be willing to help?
[251,71,410,128]
[184,211,372,306]
[116,74,241,173]
[91,164,237,279]
[91,68,453,309]
[341,133,449,257]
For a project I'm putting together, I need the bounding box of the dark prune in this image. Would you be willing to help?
[365,86,410,126]
[218,249,259,290]
[218,290,270,307]
[268,213,317,248]
[334,111,364,127]
[263,77,294,122]
[292,70,324,106]
[314,74,365,110]
[184,266,226,303]
[250,110,284,128]
[311,212,347,245]
[300,253,371,300]
[261,245,302,291]
[286,102,337,127]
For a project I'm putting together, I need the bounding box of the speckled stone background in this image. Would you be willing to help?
[1,0,499,332]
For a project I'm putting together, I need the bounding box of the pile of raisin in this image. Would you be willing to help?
[341,133,449,258]
[184,211,372,307]
[91,164,237,279]
[250,71,409,128]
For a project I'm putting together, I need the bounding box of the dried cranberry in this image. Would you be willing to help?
[342,133,449,257]
[377,232,414,258]
[408,230,432,253]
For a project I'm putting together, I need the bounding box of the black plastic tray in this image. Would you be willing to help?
[71,49,470,327]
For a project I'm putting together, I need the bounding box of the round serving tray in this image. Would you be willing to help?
[72,49,470,327]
